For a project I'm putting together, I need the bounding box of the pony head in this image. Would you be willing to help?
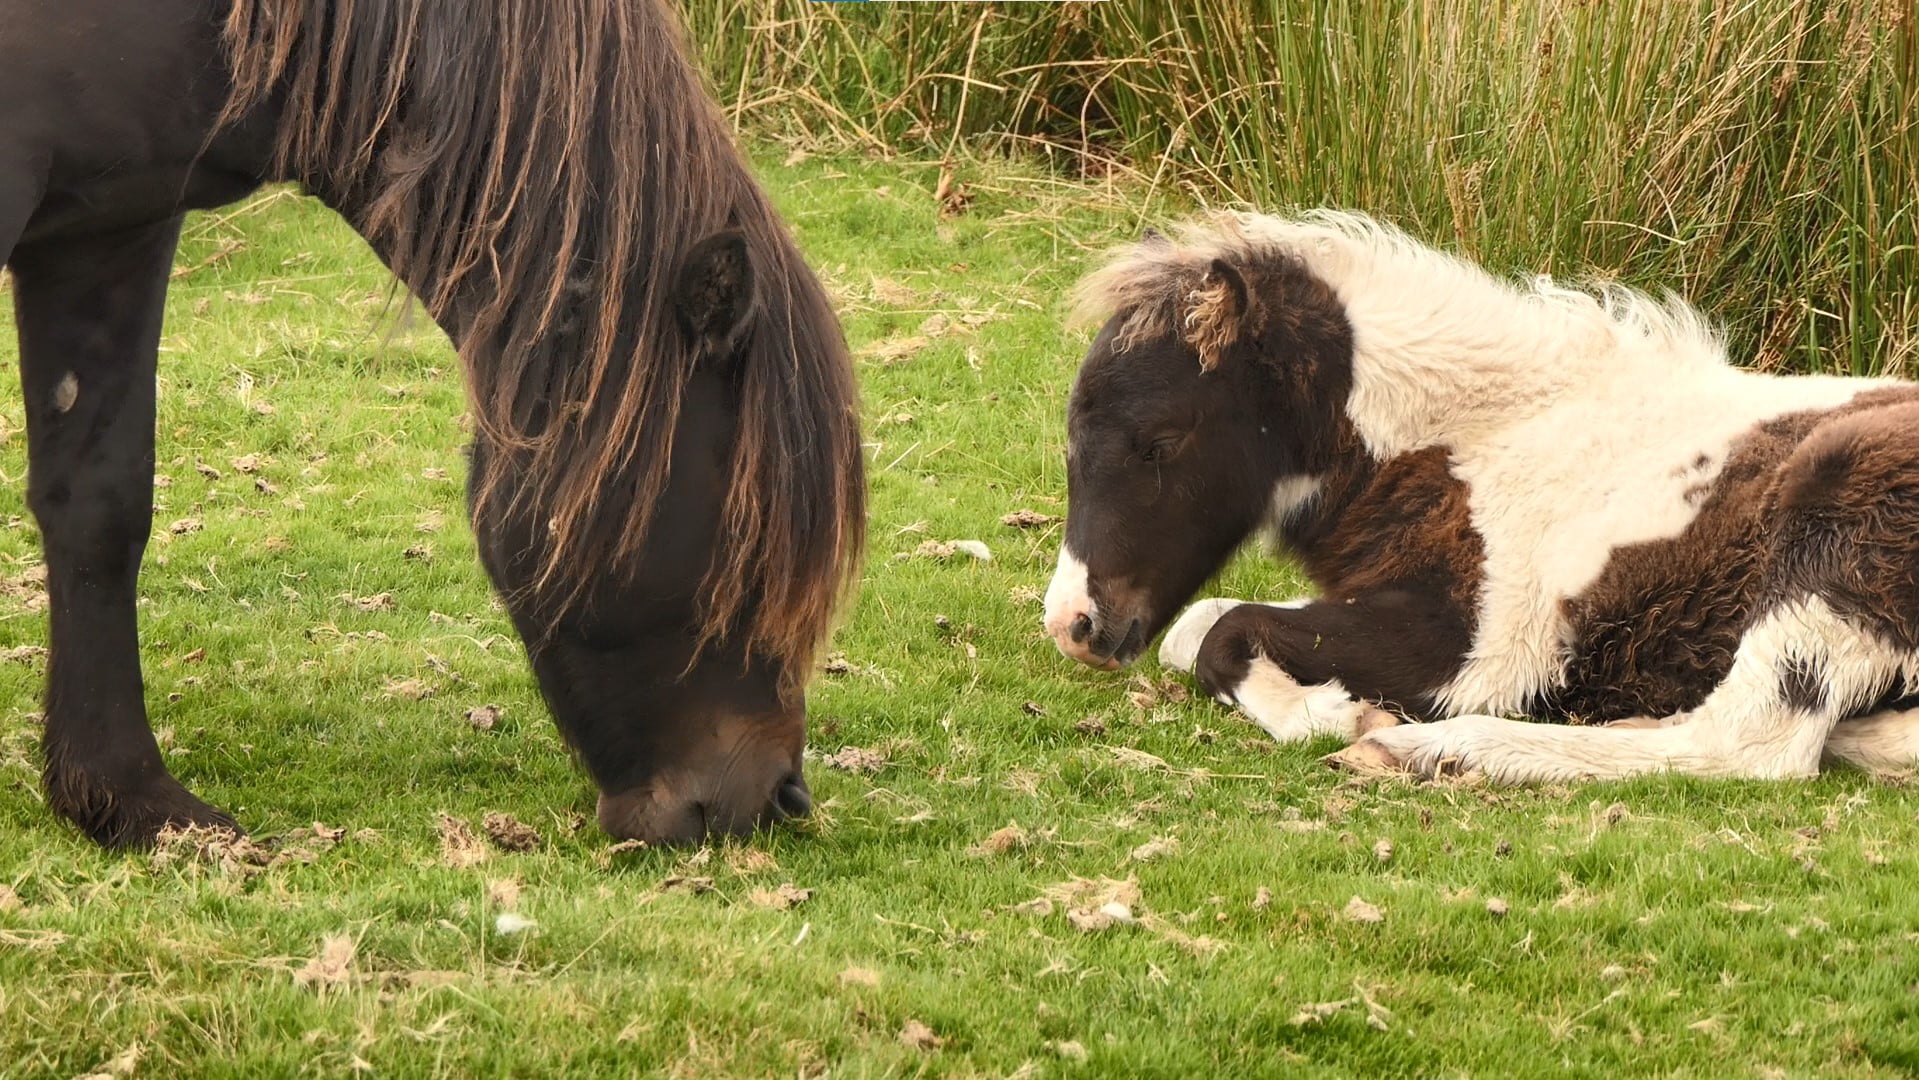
[1045,219,1355,669]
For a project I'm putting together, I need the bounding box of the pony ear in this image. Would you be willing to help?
[1140,226,1167,244]
[1185,257,1252,371]
[1204,258,1250,318]
[671,228,758,362]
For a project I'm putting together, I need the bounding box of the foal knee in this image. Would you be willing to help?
[1159,597,1241,673]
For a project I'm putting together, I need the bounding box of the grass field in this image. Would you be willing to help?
[3,152,1919,1078]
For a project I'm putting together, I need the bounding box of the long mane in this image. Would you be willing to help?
[219,0,864,681]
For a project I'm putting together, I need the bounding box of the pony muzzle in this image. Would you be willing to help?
[595,768,812,846]
[1048,609,1147,670]
[1043,548,1151,670]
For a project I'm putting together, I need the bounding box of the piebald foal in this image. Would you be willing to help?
[1044,212,1919,783]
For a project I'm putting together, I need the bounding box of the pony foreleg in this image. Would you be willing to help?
[1158,596,1309,674]
[1163,599,1374,743]
[1214,657,1385,744]
[12,216,236,847]
[1338,596,1903,783]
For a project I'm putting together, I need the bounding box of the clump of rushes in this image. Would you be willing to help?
[685,0,1918,376]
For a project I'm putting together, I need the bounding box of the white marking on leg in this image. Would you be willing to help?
[1159,596,1317,673]
[53,372,77,414]
[1158,598,1239,672]
[1233,656,1365,743]
[1353,597,1914,782]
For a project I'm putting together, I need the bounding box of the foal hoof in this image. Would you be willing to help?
[1355,704,1404,736]
[1324,738,1408,776]
[1604,715,1664,730]
[46,770,240,851]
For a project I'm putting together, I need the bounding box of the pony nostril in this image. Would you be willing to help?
[774,775,812,819]
[1070,613,1094,643]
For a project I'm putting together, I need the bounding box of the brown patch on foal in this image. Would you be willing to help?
[1768,395,1919,651]
[1290,442,1486,615]
[1559,385,1919,721]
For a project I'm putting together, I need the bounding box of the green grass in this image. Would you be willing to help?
[3,154,1919,1077]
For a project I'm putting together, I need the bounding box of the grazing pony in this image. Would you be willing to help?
[1044,211,1919,784]
[0,0,864,847]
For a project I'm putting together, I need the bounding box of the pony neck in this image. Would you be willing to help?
[1246,216,1663,461]
[1335,280,1616,460]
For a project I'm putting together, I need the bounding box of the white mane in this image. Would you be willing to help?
[1074,209,1730,459]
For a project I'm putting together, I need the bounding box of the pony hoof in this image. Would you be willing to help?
[46,769,239,851]
[1324,737,1407,776]
[99,797,239,852]
[1355,705,1404,736]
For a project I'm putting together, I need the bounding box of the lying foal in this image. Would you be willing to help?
[1043,211,1919,783]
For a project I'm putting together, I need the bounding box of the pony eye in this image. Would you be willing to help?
[1140,436,1180,463]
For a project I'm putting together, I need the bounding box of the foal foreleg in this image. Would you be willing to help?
[11,217,235,847]
[1160,591,1463,743]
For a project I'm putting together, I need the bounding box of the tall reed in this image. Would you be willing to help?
[684,1,1917,374]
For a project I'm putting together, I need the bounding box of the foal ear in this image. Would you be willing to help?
[671,228,759,361]
[1204,258,1250,319]
[1185,257,1253,371]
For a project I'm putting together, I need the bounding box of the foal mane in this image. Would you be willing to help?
[219,0,864,682]
[1071,210,1724,376]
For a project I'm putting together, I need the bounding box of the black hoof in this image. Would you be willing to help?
[45,767,241,850]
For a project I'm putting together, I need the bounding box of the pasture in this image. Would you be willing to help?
[2,152,1918,1077]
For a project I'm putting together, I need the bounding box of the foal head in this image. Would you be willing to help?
[1045,226,1355,668]
[471,229,837,845]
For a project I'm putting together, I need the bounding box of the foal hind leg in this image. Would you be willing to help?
[11,216,236,847]
[1341,407,1919,784]
[1335,596,1903,781]
[1823,708,1919,774]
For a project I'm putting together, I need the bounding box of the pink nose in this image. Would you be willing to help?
[1046,610,1121,670]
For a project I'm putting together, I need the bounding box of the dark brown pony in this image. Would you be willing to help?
[0,0,864,848]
